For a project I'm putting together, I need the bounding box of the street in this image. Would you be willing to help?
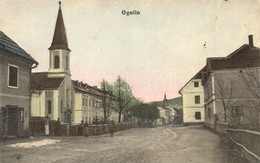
[0,126,248,163]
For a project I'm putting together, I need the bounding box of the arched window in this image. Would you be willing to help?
[54,55,60,68]
[47,100,52,114]
[66,56,69,70]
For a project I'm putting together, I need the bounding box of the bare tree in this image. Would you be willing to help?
[238,68,260,130]
[215,79,236,122]
[239,68,260,112]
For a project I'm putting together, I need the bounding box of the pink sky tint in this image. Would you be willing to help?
[1,0,260,102]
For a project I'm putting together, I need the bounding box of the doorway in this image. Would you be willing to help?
[1,106,19,136]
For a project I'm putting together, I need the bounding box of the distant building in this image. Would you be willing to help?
[0,31,38,138]
[202,35,260,130]
[155,93,176,125]
[179,69,205,125]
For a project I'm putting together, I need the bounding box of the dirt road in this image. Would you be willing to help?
[0,126,248,163]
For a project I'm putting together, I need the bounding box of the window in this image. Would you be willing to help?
[195,112,201,120]
[208,108,211,118]
[66,56,69,70]
[66,89,69,105]
[47,100,52,114]
[194,81,199,87]
[195,95,200,104]
[8,64,18,88]
[89,99,92,106]
[92,100,95,107]
[86,99,88,106]
[61,100,63,112]
[231,106,244,117]
[82,98,84,106]
[54,55,60,68]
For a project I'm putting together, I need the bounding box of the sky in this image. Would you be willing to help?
[1,0,260,102]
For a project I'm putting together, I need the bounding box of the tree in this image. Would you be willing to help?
[238,68,260,130]
[130,103,160,127]
[112,76,133,123]
[100,76,138,123]
[100,79,114,123]
[215,79,235,122]
[238,68,260,112]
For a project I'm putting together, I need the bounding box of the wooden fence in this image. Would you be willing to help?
[30,118,137,137]
[227,129,260,163]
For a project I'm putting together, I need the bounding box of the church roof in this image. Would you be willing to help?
[0,31,38,64]
[30,72,64,90]
[49,2,70,51]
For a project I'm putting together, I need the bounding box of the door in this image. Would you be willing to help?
[7,106,18,136]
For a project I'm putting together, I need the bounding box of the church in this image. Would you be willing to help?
[30,2,118,124]
[31,2,73,123]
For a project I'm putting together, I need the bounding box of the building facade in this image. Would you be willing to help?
[179,70,205,125]
[0,31,38,138]
[72,80,118,124]
[202,36,260,130]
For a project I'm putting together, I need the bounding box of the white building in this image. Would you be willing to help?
[30,2,74,123]
[72,80,118,124]
[179,70,205,125]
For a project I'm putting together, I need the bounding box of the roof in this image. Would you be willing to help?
[49,2,70,51]
[206,44,260,71]
[0,31,38,64]
[72,80,117,100]
[30,72,64,90]
[178,66,205,94]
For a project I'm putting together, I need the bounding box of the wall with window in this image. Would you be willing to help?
[0,50,34,136]
[73,92,83,124]
[180,79,204,124]
[203,69,260,128]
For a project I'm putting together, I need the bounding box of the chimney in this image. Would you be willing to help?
[248,35,254,47]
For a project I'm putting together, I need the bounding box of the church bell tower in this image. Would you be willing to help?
[48,1,71,78]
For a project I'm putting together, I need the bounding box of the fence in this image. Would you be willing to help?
[30,118,138,137]
[227,129,260,163]
[215,121,229,135]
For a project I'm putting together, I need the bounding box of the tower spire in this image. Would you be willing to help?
[49,1,70,51]
[59,1,61,10]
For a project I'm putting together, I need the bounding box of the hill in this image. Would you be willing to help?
[151,96,182,108]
